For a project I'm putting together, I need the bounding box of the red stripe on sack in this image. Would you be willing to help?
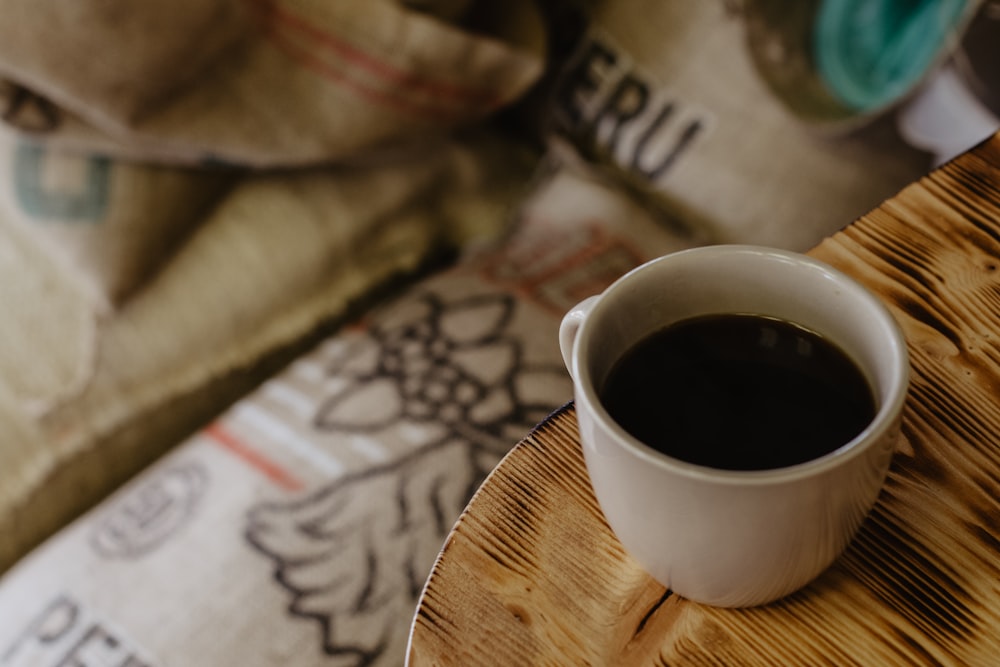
[268,28,451,120]
[243,0,503,118]
[205,422,304,492]
[269,2,500,105]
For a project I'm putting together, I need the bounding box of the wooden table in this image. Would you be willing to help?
[407,134,1000,665]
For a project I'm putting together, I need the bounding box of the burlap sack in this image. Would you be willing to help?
[0,0,546,167]
[538,0,936,251]
[0,129,534,573]
[0,0,549,308]
[0,165,693,667]
[0,130,237,309]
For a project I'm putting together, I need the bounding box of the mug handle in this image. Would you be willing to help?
[558,295,599,380]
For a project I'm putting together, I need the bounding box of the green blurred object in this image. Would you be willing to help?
[814,0,970,111]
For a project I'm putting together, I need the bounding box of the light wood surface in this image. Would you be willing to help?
[408,134,1000,666]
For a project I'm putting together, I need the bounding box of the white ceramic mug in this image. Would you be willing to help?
[559,245,909,607]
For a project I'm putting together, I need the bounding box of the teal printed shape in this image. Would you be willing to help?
[814,0,969,112]
[13,142,110,221]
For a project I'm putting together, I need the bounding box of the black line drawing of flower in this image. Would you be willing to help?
[246,289,571,666]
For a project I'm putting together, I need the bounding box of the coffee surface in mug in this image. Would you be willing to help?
[600,313,877,470]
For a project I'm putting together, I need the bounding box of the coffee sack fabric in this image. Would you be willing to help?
[537,0,937,252]
[0,130,532,576]
[0,0,546,167]
[0,130,238,309]
[0,164,694,667]
[0,0,547,308]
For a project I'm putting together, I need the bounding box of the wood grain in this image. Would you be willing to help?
[408,133,1000,666]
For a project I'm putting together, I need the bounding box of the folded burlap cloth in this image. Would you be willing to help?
[0,0,549,572]
[0,0,548,306]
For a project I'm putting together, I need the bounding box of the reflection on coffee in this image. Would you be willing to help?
[600,313,876,470]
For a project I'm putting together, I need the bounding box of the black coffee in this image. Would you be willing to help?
[600,313,876,470]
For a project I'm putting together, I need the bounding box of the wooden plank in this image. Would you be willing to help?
[409,133,1000,665]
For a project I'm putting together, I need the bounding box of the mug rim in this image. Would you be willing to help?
[573,244,910,486]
